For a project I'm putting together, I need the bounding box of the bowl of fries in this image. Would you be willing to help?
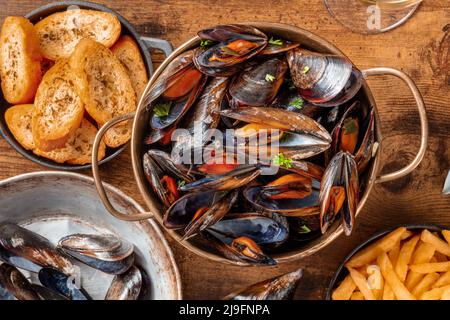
[327,225,450,300]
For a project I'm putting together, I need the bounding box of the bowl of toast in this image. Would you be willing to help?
[0,1,172,170]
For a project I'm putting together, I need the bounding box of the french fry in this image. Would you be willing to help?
[332,275,356,300]
[401,230,414,240]
[382,282,395,300]
[411,272,439,298]
[346,227,407,268]
[350,291,365,300]
[377,252,416,300]
[388,241,401,266]
[395,235,420,282]
[441,288,450,300]
[420,285,450,300]
[367,264,384,299]
[410,261,450,273]
[421,229,450,257]
[433,271,450,288]
[347,267,375,300]
[434,252,448,262]
[405,242,435,290]
[442,230,450,244]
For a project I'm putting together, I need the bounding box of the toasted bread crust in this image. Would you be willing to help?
[111,35,148,99]
[5,104,35,150]
[0,17,42,104]
[35,9,121,60]
[70,38,136,148]
[32,59,84,151]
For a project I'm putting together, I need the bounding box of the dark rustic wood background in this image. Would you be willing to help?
[0,0,448,299]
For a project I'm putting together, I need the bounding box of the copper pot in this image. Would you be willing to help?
[92,22,428,265]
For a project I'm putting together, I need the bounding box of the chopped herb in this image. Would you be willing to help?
[273,153,293,169]
[269,37,284,46]
[200,39,214,47]
[299,225,311,234]
[343,118,358,134]
[302,65,310,74]
[153,102,172,118]
[265,74,276,82]
[290,97,304,109]
[177,180,186,188]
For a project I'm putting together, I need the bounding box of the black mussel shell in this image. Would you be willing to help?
[31,284,68,300]
[105,266,142,300]
[38,268,91,300]
[58,234,134,275]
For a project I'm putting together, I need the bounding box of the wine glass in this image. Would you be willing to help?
[324,0,423,34]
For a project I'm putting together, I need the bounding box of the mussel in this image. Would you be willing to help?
[164,191,230,230]
[319,151,359,236]
[32,284,68,300]
[38,268,91,300]
[105,266,142,300]
[207,232,276,266]
[287,48,362,107]
[229,57,288,107]
[209,212,289,247]
[0,223,73,274]
[58,234,134,275]
[259,37,300,56]
[0,264,40,300]
[194,25,268,77]
[224,268,303,300]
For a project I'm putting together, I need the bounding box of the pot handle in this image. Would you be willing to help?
[362,67,428,184]
[92,112,155,221]
[140,36,173,58]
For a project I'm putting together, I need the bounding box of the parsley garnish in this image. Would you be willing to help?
[302,66,310,74]
[299,225,311,234]
[265,74,275,82]
[177,180,186,188]
[273,153,293,169]
[200,39,213,47]
[290,97,304,109]
[153,102,172,118]
[343,118,358,134]
[269,37,284,46]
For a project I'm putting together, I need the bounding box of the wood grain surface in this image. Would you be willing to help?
[0,0,449,300]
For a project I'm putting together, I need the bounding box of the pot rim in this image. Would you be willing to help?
[325,224,449,300]
[131,22,382,265]
[0,170,183,299]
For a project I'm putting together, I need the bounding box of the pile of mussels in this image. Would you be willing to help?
[142,25,376,265]
[0,223,146,300]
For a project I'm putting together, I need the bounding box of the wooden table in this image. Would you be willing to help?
[0,0,448,300]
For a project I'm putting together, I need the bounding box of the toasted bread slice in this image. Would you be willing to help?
[69,38,136,148]
[4,104,35,150]
[32,59,84,151]
[0,17,42,104]
[35,9,121,60]
[34,118,106,165]
[111,35,148,99]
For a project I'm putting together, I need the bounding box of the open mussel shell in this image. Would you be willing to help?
[244,176,321,217]
[105,266,142,300]
[220,107,331,143]
[0,223,73,275]
[205,231,276,266]
[143,153,173,208]
[164,191,229,230]
[147,149,194,183]
[194,25,268,77]
[209,212,289,247]
[319,151,359,236]
[58,234,134,275]
[179,165,262,193]
[38,268,91,300]
[287,48,362,107]
[229,57,288,107]
[0,264,40,300]
[259,39,300,56]
[224,268,303,300]
[183,190,239,240]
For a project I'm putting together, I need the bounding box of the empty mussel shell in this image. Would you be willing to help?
[58,234,134,275]
[38,268,91,300]
[0,264,40,300]
[105,265,142,300]
[224,268,303,300]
